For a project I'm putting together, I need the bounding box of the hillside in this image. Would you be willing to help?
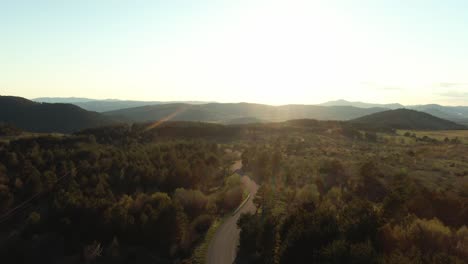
[33,97,96,103]
[33,98,468,125]
[0,123,22,136]
[409,104,468,121]
[351,109,466,130]
[104,103,387,123]
[320,99,403,109]
[0,96,115,133]
[33,97,212,112]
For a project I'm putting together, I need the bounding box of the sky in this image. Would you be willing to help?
[1,0,468,105]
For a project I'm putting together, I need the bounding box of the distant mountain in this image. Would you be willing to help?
[0,96,115,133]
[320,100,468,125]
[409,104,468,121]
[33,97,213,112]
[33,97,97,103]
[35,97,468,124]
[222,117,265,125]
[319,99,404,109]
[351,109,466,130]
[104,103,387,123]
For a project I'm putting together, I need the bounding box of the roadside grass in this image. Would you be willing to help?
[190,175,252,264]
[190,196,250,264]
[242,189,249,200]
[191,218,222,264]
[232,193,251,216]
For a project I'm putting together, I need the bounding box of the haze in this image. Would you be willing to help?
[1,0,468,105]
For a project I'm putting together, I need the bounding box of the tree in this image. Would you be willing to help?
[357,161,388,202]
[173,188,208,219]
[320,159,347,190]
[365,132,378,142]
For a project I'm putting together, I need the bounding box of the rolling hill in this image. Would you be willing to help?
[409,104,468,123]
[10,96,468,131]
[33,97,212,112]
[319,99,404,109]
[321,100,468,124]
[351,109,466,130]
[0,96,116,133]
[104,103,388,123]
[33,97,468,126]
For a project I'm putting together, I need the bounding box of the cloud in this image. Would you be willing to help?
[380,86,402,91]
[439,90,468,98]
[435,83,468,98]
[437,82,466,88]
[359,81,402,91]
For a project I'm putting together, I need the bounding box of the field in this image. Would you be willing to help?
[0,132,65,143]
[236,121,468,263]
[398,129,468,144]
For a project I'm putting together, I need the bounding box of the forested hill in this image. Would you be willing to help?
[351,109,466,130]
[33,97,212,112]
[0,96,115,133]
[104,103,387,123]
[4,96,466,133]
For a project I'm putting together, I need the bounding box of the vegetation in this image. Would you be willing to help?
[322,100,468,125]
[351,109,466,130]
[0,125,244,263]
[33,97,166,112]
[0,119,466,263]
[0,124,22,137]
[0,96,115,133]
[31,97,468,125]
[3,96,466,134]
[104,103,386,123]
[399,129,468,144]
[237,121,468,263]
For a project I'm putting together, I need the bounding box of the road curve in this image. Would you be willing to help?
[206,171,258,264]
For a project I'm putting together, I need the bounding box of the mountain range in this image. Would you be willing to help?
[321,99,468,125]
[1,96,467,133]
[103,103,387,124]
[33,97,213,112]
[33,97,468,125]
[319,99,404,109]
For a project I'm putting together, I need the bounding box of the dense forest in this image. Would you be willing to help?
[0,124,245,263]
[0,120,467,263]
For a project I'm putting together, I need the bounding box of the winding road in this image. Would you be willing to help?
[206,161,258,264]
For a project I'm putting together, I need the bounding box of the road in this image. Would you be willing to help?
[206,162,258,264]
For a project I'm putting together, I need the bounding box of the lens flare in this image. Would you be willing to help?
[144,105,190,131]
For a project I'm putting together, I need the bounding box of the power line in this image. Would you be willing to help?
[0,171,71,225]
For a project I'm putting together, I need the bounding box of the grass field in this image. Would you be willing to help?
[0,132,65,143]
[397,129,468,143]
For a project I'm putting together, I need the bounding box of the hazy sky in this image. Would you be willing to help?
[1,0,468,105]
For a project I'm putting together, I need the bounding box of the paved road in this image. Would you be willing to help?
[206,163,258,264]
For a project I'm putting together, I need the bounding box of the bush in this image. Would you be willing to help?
[28,211,41,225]
[174,188,208,219]
[192,214,214,233]
[295,184,320,206]
[221,186,243,212]
[380,218,468,261]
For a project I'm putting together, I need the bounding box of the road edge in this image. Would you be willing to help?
[232,193,251,216]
